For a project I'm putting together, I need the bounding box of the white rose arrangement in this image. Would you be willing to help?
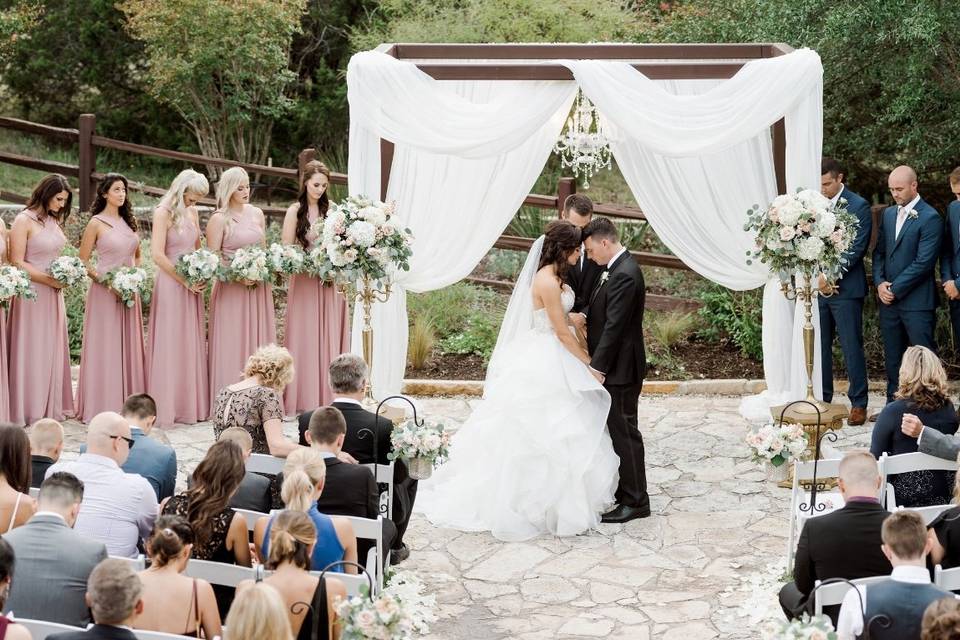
[744,423,807,467]
[102,266,151,308]
[336,590,415,640]
[48,255,88,288]
[266,242,306,276]
[175,248,220,288]
[382,571,437,635]
[0,265,35,309]
[389,419,451,467]
[219,246,271,285]
[760,613,836,639]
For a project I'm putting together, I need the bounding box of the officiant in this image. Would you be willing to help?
[563,194,603,341]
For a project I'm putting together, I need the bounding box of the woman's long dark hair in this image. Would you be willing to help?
[25,174,72,225]
[293,161,330,249]
[0,423,31,494]
[538,219,581,281]
[91,173,138,233]
[182,440,245,549]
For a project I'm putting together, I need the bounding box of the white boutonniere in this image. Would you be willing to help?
[907,208,919,220]
[600,271,609,284]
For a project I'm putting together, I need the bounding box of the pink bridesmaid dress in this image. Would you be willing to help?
[75,214,147,423]
[0,231,9,422]
[283,210,350,412]
[208,208,277,412]
[145,213,208,427]
[7,212,73,424]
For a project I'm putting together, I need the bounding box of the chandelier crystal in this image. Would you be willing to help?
[553,90,613,188]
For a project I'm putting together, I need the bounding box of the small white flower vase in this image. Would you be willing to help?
[765,461,790,482]
[408,457,434,480]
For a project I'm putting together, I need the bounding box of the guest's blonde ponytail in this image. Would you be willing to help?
[280,448,326,512]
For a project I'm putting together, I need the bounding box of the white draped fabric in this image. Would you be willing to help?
[346,49,825,417]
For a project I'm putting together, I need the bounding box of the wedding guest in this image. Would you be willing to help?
[46,558,145,640]
[818,157,872,426]
[837,510,948,639]
[0,538,32,640]
[779,451,891,623]
[47,412,158,558]
[212,344,299,457]
[922,472,960,569]
[238,510,346,640]
[870,346,958,507]
[146,169,210,427]
[206,166,277,413]
[921,597,960,640]
[28,418,64,488]
[0,424,36,533]
[4,472,108,628]
[223,583,293,640]
[873,165,942,407]
[136,515,221,638]
[75,173,147,423]
[254,448,357,574]
[215,427,272,513]
[562,194,601,330]
[0,217,9,423]
[282,161,349,412]
[7,173,73,424]
[943,167,960,350]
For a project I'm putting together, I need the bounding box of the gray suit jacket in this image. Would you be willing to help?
[917,427,960,461]
[3,514,108,627]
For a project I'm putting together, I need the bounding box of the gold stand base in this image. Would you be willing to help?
[770,401,850,488]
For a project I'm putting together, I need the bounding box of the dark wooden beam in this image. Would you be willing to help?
[392,43,770,60]
[412,62,747,81]
[772,118,787,195]
[380,139,395,201]
[0,150,79,177]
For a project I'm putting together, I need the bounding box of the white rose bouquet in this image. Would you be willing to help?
[266,242,306,276]
[745,423,808,467]
[219,246,270,285]
[175,248,220,288]
[760,613,836,639]
[102,266,151,308]
[48,255,88,288]
[0,265,35,309]
[389,419,451,467]
[336,590,415,640]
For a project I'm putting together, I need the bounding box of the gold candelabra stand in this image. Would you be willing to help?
[337,274,392,403]
[779,272,825,415]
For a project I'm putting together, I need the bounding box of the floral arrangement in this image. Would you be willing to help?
[219,246,270,285]
[0,265,35,309]
[336,590,415,640]
[175,248,220,287]
[760,613,837,639]
[745,189,859,282]
[266,242,306,276]
[48,255,88,288]
[745,422,808,467]
[382,571,437,635]
[388,419,451,466]
[102,266,151,308]
[310,195,413,285]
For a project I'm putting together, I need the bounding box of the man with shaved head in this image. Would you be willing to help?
[872,165,942,409]
[46,412,157,557]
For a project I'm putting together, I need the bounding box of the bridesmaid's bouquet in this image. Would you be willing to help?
[266,242,306,276]
[219,245,270,285]
[175,248,220,287]
[0,265,35,309]
[48,256,87,288]
[102,266,151,308]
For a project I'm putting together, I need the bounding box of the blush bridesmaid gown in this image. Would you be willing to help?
[0,230,10,422]
[75,214,147,423]
[283,209,350,412]
[7,211,73,424]
[208,207,277,413]
[145,213,208,427]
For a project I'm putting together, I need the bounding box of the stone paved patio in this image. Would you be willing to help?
[57,393,882,639]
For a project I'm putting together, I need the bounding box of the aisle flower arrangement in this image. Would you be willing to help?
[389,419,451,480]
[745,422,808,468]
[760,613,837,639]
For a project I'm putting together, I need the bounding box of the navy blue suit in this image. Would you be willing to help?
[872,197,943,401]
[941,200,960,348]
[818,187,872,408]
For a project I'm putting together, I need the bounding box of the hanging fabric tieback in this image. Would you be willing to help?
[553,89,613,188]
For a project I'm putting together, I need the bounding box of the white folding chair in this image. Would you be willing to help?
[260,567,372,598]
[12,618,83,639]
[246,453,284,475]
[235,508,269,533]
[878,452,958,508]
[110,554,146,571]
[184,559,263,587]
[361,461,395,520]
[342,514,389,593]
[813,575,889,616]
[935,564,960,591]
[902,504,954,526]
[134,630,195,640]
[787,456,845,573]
[28,487,39,500]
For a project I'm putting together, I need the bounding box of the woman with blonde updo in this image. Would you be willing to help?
[871,345,958,507]
[136,515,222,638]
[240,510,346,640]
[922,596,960,640]
[212,344,299,457]
[225,582,293,640]
[253,448,357,573]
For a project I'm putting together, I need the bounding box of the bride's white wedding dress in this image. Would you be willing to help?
[418,284,620,541]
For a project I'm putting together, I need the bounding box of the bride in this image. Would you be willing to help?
[418,220,619,541]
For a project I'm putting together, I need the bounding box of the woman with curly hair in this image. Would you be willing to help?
[871,345,958,507]
[923,596,960,639]
[212,344,300,457]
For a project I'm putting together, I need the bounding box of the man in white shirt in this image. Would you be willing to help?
[46,411,158,558]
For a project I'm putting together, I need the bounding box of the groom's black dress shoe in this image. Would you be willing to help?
[601,505,651,523]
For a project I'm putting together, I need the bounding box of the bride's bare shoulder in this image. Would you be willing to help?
[532,267,561,294]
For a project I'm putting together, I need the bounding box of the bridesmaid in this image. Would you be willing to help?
[281,161,349,412]
[146,169,210,427]
[206,166,277,413]
[7,174,74,424]
[0,216,10,422]
[75,173,147,423]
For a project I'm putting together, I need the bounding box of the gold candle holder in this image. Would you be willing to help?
[337,274,392,403]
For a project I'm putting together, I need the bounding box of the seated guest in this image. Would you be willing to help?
[224,583,293,640]
[923,473,960,569]
[47,558,145,640]
[0,537,36,640]
[216,427,272,513]
[28,418,64,488]
[0,423,36,533]
[871,346,958,507]
[213,344,300,457]
[47,412,157,558]
[118,394,177,501]
[254,448,357,574]
[4,472,108,628]
[136,515,221,638]
[779,451,891,623]
[837,510,949,639]
[921,597,960,640]
[239,510,346,639]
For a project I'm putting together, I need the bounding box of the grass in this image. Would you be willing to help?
[649,310,697,350]
[407,313,437,369]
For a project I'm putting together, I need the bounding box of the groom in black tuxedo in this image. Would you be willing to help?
[582,217,650,523]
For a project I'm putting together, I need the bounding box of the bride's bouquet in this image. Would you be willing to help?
[0,265,35,309]
[389,419,450,480]
[175,248,220,287]
[102,266,151,308]
[48,255,88,288]
[266,242,306,276]
[218,246,271,285]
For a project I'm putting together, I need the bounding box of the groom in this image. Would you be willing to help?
[581,217,650,523]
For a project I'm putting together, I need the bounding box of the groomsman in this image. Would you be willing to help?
[564,194,603,338]
[818,158,872,425]
[872,165,942,405]
[941,167,960,348]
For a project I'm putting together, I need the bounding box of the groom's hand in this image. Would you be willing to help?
[590,368,605,384]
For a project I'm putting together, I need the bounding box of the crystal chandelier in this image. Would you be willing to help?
[553,90,613,188]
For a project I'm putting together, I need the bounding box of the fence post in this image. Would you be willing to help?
[78,114,96,211]
[557,176,576,217]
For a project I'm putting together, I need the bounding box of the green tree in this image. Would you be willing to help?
[121,0,307,168]
[0,1,39,66]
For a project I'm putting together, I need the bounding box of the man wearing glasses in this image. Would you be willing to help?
[46,411,157,558]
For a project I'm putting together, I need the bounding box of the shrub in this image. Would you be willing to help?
[439,313,502,363]
[485,249,525,280]
[407,313,437,369]
[649,311,697,350]
[407,282,504,339]
[697,284,763,360]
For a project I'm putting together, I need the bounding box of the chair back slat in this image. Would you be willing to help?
[246,454,284,475]
[13,618,83,640]
[813,576,889,616]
